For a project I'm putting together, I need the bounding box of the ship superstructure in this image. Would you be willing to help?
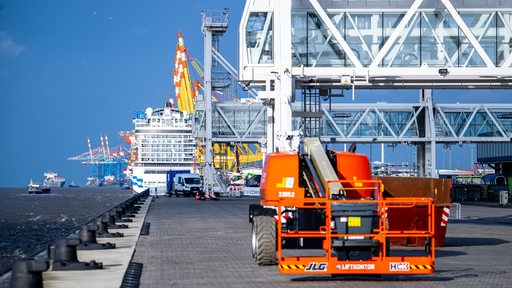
[129,102,195,194]
[43,171,65,188]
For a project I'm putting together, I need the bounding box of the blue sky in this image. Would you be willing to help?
[0,1,508,187]
[0,0,244,187]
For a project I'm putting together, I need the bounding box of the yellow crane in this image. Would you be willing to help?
[173,30,195,114]
[172,31,262,172]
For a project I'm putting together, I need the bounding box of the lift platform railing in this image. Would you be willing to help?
[276,179,436,275]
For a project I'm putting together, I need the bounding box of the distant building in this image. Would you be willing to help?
[477,143,512,176]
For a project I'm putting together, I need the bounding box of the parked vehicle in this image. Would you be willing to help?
[171,173,203,197]
[166,170,190,196]
[243,174,261,197]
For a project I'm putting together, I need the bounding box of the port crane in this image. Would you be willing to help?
[173,30,236,114]
[172,28,263,190]
[68,135,129,184]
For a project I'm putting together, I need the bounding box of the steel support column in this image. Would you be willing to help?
[416,89,437,177]
[201,11,228,197]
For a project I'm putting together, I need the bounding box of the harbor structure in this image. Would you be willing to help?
[68,135,129,186]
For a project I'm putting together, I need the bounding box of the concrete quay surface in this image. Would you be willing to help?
[133,197,512,288]
[42,196,151,288]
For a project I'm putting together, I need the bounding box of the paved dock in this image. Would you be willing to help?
[5,196,511,287]
[132,197,512,288]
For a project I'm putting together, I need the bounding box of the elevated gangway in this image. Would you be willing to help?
[239,0,512,89]
[235,0,512,177]
[209,101,512,144]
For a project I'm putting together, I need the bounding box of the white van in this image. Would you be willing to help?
[172,173,203,197]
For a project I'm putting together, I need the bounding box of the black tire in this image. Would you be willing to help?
[251,220,257,260]
[262,207,277,217]
[252,216,277,265]
[249,204,263,223]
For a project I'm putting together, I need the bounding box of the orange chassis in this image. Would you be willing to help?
[264,179,436,275]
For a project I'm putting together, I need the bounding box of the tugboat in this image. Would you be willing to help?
[27,179,51,194]
[68,180,80,188]
[27,179,41,194]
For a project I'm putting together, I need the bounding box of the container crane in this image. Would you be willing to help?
[68,135,129,185]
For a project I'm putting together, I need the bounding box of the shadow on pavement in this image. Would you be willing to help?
[443,236,509,247]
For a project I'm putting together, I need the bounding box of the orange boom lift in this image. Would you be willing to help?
[250,138,436,276]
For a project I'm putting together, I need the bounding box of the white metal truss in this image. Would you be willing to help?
[211,48,258,98]
[441,0,494,67]
[368,0,425,69]
[208,102,267,143]
[208,101,512,144]
[239,0,512,88]
[309,0,363,68]
[235,0,512,176]
[319,103,512,143]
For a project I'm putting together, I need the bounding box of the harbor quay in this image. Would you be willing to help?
[132,197,512,288]
[3,195,511,288]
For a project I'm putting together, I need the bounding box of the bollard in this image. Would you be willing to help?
[52,238,103,270]
[10,259,48,288]
[114,208,133,222]
[123,202,139,215]
[96,219,124,238]
[131,202,142,212]
[77,224,116,250]
[119,205,136,218]
[105,212,129,229]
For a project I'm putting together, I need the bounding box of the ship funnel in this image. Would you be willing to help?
[145,107,153,117]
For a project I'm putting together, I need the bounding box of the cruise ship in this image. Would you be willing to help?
[128,101,196,194]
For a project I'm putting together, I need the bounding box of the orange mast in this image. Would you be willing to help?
[173,30,195,115]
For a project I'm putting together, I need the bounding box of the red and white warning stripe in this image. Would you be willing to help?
[228,185,242,197]
[441,207,450,226]
[274,214,292,223]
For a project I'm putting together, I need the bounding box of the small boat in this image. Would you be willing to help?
[27,179,41,194]
[68,180,80,188]
[27,179,51,194]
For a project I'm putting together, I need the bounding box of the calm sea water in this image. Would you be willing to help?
[0,187,133,276]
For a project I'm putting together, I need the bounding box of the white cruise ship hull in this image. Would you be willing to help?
[131,166,193,195]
